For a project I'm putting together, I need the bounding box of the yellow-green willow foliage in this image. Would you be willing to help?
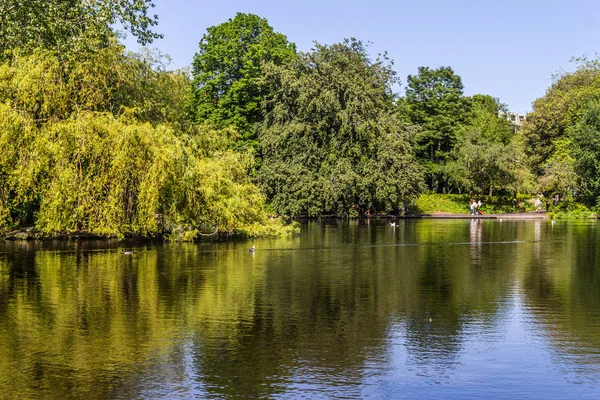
[0,47,294,238]
[0,104,37,228]
[1,110,291,238]
[0,45,190,125]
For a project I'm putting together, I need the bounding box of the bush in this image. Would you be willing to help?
[548,200,596,219]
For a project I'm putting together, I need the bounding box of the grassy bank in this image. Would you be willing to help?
[546,201,597,220]
[413,194,598,219]
[413,194,538,215]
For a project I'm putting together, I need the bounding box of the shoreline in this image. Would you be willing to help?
[314,212,550,220]
[1,213,554,241]
[403,212,549,220]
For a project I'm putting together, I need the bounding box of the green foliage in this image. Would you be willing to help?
[404,66,471,191]
[523,56,600,211]
[521,57,600,169]
[259,39,423,217]
[448,99,533,196]
[547,201,595,220]
[117,48,192,126]
[414,194,471,214]
[569,100,600,203]
[472,94,508,115]
[0,0,161,58]
[0,45,190,124]
[1,110,293,238]
[0,47,294,239]
[538,138,580,200]
[190,13,296,146]
[0,103,38,228]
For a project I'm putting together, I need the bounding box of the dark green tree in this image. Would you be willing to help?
[521,58,600,173]
[190,13,296,147]
[405,66,471,191]
[0,0,161,57]
[570,100,600,204]
[259,39,423,217]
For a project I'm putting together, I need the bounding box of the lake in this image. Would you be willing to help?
[1,219,600,399]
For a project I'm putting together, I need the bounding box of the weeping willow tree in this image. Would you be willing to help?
[0,0,162,59]
[31,113,287,238]
[0,45,190,125]
[0,103,38,229]
[0,45,293,239]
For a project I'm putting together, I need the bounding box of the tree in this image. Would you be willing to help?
[115,48,192,126]
[189,13,296,146]
[404,66,471,192]
[538,138,580,202]
[521,57,600,171]
[569,100,600,203]
[0,44,190,124]
[259,39,423,217]
[0,47,294,238]
[448,97,532,196]
[0,0,161,57]
[472,94,508,120]
[451,133,533,197]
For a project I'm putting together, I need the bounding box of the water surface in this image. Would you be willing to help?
[1,219,600,398]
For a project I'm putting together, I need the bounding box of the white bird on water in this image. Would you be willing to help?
[390,222,396,227]
[249,245,255,253]
[552,220,556,225]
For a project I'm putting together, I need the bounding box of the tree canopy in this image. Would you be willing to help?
[190,12,296,147]
[449,97,533,196]
[521,58,600,169]
[521,57,600,206]
[0,0,161,57]
[259,39,423,217]
[0,44,189,125]
[0,44,294,238]
[404,66,472,191]
[6,6,594,229]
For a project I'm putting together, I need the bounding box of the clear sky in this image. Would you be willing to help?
[123,0,600,112]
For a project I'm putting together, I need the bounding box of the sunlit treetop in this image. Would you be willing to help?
[0,0,162,57]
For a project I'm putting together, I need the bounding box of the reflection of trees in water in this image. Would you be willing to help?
[1,222,600,397]
[404,220,512,368]
[520,223,600,382]
[192,221,520,395]
[0,242,209,399]
[0,248,39,315]
[190,231,390,397]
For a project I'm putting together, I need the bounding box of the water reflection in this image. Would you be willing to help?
[0,220,599,398]
[470,218,483,260]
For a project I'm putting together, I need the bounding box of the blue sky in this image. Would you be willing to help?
[123,0,600,112]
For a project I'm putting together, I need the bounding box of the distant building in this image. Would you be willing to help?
[505,112,527,130]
